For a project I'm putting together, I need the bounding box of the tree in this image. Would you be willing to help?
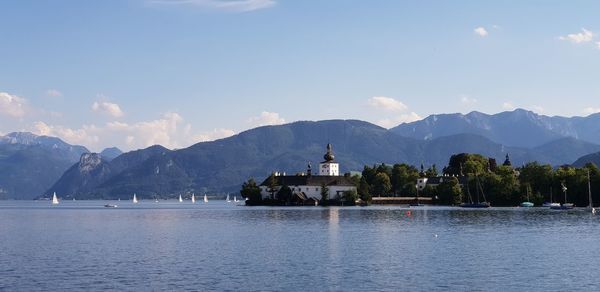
[426,164,438,177]
[372,172,392,197]
[240,178,262,204]
[518,162,553,199]
[276,185,292,203]
[320,182,329,205]
[436,176,462,205]
[342,189,358,205]
[391,164,419,195]
[267,173,278,200]
[358,177,372,202]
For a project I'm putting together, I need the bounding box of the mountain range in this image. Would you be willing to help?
[5,109,600,199]
[0,132,89,199]
[392,108,600,148]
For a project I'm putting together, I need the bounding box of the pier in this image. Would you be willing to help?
[371,197,433,205]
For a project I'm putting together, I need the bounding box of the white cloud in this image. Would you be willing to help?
[596,41,600,49]
[33,121,100,146]
[474,27,488,37]
[92,101,124,118]
[46,89,62,97]
[151,0,276,12]
[0,92,27,118]
[502,102,515,110]
[31,112,232,151]
[460,95,477,105]
[559,28,594,44]
[532,106,545,113]
[368,96,408,112]
[248,111,285,127]
[377,112,422,128]
[583,107,600,115]
[192,128,236,142]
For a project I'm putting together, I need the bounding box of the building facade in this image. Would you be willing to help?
[259,144,356,201]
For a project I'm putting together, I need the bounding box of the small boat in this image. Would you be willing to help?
[179,194,183,203]
[226,194,231,202]
[234,196,238,203]
[460,202,491,208]
[203,194,208,203]
[543,202,561,208]
[52,192,59,205]
[551,182,574,210]
[551,203,573,210]
[104,204,118,208]
[543,185,560,207]
[132,193,138,204]
[460,174,490,208]
[191,193,196,203]
[520,185,534,207]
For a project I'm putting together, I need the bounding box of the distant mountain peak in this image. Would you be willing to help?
[1,132,40,145]
[78,153,104,173]
[391,108,600,148]
[100,147,123,161]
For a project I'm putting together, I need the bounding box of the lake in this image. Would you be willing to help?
[1,200,599,291]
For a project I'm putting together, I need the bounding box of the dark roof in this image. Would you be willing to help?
[259,175,355,187]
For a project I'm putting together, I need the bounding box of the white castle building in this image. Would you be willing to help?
[259,143,356,201]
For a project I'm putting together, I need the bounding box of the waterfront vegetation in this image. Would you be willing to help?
[241,153,600,207]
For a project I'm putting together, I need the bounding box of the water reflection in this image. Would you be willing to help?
[2,203,600,291]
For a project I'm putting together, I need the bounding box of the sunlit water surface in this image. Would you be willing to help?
[1,200,599,291]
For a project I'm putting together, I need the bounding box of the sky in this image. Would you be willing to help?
[1,0,600,152]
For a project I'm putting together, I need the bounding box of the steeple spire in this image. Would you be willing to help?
[503,153,512,167]
[323,143,335,162]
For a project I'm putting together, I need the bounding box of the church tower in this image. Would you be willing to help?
[319,143,339,176]
[503,153,512,167]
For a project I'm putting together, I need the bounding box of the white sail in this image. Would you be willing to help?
[204,194,208,203]
[133,193,138,203]
[234,196,238,202]
[226,194,230,202]
[191,193,196,203]
[179,194,183,203]
[52,192,59,205]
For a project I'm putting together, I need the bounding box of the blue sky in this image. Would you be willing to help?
[1,0,600,151]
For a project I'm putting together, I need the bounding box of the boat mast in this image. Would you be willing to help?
[588,169,593,208]
[561,182,567,204]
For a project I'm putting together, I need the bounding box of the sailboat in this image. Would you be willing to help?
[179,194,183,203]
[132,193,138,203]
[226,194,231,202]
[460,175,490,208]
[551,182,573,210]
[191,193,196,203]
[203,194,208,203]
[520,185,534,207]
[51,192,59,205]
[543,186,561,208]
[234,196,238,203]
[587,170,596,214]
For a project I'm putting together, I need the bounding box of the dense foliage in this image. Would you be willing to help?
[357,153,600,207]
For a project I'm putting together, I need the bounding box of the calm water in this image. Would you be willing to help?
[1,201,600,291]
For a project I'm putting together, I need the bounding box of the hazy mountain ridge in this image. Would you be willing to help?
[44,118,600,199]
[0,132,89,199]
[392,109,600,148]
